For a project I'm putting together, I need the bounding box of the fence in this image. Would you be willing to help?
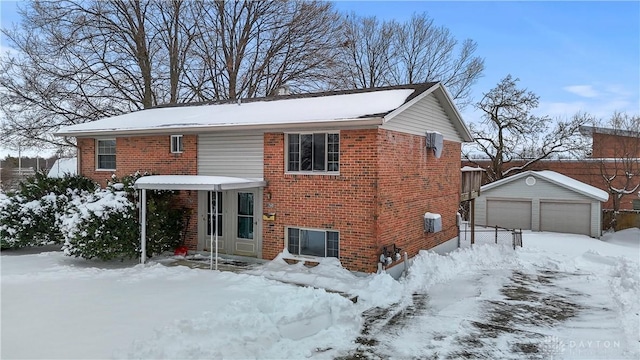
[459,222,523,250]
[602,210,640,231]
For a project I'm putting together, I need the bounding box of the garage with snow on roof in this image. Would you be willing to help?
[474,170,609,238]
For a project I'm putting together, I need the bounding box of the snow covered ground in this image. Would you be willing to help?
[2,229,639,359]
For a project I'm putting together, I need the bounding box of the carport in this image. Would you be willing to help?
[134,175,266,269]
[473,171,609,237]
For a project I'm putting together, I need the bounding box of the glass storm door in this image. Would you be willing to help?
[233,191,257,256]
[199,191,224,252]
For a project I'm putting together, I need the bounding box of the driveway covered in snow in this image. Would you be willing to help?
[2,230,639,359]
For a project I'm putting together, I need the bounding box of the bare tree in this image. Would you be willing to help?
[0,0,341,148]
[333,12,484,106]
[593,113,640,227]
[464,75,591,182]
[390,13,484,108]
[332,13,395,89]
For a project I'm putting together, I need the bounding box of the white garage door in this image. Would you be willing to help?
[486,200,532,230]
[540,202,591,236]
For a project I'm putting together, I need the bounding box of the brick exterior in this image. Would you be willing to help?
[263,129,461,273]
[77,135,199,249]
[262,130,379,272]
[376,130,461,268]
[591,132,640,158]
[77,130,463,272]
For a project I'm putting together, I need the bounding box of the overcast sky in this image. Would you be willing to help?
[1,1,639,158]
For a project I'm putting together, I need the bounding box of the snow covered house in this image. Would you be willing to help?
[55,83,473,274]
[474,170,609,238]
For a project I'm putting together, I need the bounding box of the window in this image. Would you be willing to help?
[171,135,183,153]
[633,199,640,211]
[287,227,339,258]
[96,139,116,170]
[287,133,339,173]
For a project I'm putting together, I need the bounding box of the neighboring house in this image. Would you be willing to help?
[463,126,640,211]
[55,83,473,274]
[474,170,609,238]
[47,158,78,178]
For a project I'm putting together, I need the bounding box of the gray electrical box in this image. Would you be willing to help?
[425,131,444,158]
[424,212,442,233]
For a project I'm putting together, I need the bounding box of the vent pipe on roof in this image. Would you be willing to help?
[277,85,290,96]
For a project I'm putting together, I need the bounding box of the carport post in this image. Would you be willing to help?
[140,189,147,264]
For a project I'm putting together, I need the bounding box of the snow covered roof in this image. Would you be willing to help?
[461,166,485,172]
[481,170,609,202]
[133,175,266,191]
[53,83,472,140]
[47,158,77,178]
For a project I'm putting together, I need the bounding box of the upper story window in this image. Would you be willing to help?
[171,135,184,153]
[286,132,339,173]
[96,139,116,170]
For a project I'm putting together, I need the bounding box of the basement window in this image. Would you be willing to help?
[287,227,339,258]
[171,135,184,153]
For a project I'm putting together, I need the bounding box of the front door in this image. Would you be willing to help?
[198,189,260,257]
[232,190,258,256]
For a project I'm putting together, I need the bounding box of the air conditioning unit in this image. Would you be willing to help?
[424,212,442,233]
[425,131,443,158]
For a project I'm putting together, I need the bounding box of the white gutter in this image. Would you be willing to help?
[54,117,384,138]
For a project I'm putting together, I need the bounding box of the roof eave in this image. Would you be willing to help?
[54,117,385,137]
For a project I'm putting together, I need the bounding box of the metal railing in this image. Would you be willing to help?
[459,222,523,250]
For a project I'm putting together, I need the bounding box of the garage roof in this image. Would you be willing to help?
[481,170,609,202]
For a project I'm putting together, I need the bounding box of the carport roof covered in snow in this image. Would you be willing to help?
[133,175,266,191]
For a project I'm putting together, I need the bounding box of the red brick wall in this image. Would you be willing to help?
[262,130,379,272]
[77,135,199,249]
[263,129,462,273]
[78,135,197,185]
[592,132,640,158]
[377,130,461,270]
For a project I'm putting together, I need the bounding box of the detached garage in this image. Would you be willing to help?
[474,170,609,238]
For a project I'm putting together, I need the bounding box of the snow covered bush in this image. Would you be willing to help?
[61,187,139,260]
[1,170,185,259]
[61,173,186,260]
[0,173,98,249]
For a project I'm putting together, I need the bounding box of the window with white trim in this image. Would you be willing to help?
[96,139,116,170]
[286,132,339,172]
[171,135,184,153]
[287,227,339,258]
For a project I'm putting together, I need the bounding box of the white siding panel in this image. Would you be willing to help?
[482,176,589,201]
[198,132,264,178]
[382,93,463,141]
[590,202,602,238]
